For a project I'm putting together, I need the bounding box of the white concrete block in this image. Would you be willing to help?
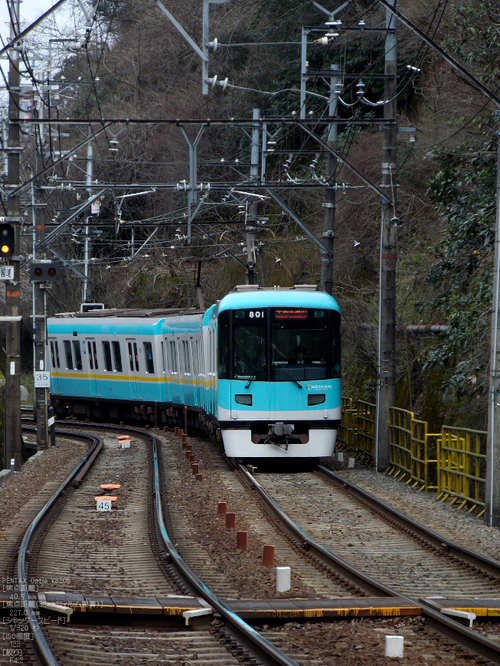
[183,608,213,626]
[385,635,404,658]
[441,608,476,627]
[276,566,291,592]
[337,452,344,462]
[348,457,355,468]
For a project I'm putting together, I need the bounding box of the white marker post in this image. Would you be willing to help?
[276,566,291,593]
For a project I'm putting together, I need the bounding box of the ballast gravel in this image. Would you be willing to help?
[1,435,500,666]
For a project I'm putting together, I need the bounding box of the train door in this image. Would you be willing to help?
[208,327,217,416]
[192,336,201,406]
[126,338,139,399]
[168,338,182,404]
[85,338,99,397]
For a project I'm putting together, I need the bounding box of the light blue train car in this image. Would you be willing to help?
[47,285,341,460]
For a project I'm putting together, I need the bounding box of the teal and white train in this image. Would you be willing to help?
[47,285,341,460]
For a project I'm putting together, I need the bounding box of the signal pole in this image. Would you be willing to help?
[375,0,398,471]
[4,0,22,470]
[33,196,49,450]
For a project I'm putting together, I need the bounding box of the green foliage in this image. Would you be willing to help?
[444,1,500,83]
[417,130,497,415]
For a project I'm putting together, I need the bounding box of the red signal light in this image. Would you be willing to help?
[29,262,62,282]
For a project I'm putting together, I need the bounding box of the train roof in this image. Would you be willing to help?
[218,285,341,312]
[52,307,204,319]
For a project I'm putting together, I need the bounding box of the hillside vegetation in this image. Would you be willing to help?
[14,0,500,432]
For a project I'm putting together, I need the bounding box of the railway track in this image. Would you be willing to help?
[3,424,305,666]
[3,425,500,664]
[245,465,500,599]
[153,429,500,663]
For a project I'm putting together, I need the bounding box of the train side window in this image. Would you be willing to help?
[169,340,178,373]
[92,341,99,369]
[72,340,83,370]
[102,341,113,371]
[63,340,74,370]
[127,340,139,372]
[191,338,198,376]
[87,342,93,369]
[161,341,166,373]
[144,341,154,374]
[50,340,60,369]
[112,341,123,372]
[182,339,191,375]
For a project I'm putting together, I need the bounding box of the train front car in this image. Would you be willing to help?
[216,286,341,460]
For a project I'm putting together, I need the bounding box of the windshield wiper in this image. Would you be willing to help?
[245,375,256,389]
[279,368,303,389]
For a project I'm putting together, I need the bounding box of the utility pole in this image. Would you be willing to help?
[246,109,261,285]
[486,113,500,526]
[4,0,22,470]
[83,135,93,303]
[320,64,340,295]
[375,0,398,471]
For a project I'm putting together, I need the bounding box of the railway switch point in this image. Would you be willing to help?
[276,566,291,592]
[191,463,199,475]
[218,501,227,514]
[226,512,236,528]
[385,635,404,658]
[262,545,275,567]
[237,530,248,549]
[195,473,203,482]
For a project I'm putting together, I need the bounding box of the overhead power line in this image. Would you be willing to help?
[376,0,500,108]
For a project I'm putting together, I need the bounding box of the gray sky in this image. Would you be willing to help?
[0,1,62,41]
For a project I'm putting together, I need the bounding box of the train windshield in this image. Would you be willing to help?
[218,306,340,382]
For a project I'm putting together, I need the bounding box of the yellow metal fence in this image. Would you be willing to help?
[337,399,487,516]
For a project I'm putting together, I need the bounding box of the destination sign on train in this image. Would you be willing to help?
[274,309,308,320]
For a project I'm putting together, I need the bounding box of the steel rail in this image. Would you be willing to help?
[58,422,302,666]
[236,463,400,598]
[17,430,102,666]
[317,466,500,577]
[243,462,500,664]
[151,436,300,666]
[315,467,500,662]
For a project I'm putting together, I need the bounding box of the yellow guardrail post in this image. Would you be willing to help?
[437,426,487,516]
[340,398,485,515]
